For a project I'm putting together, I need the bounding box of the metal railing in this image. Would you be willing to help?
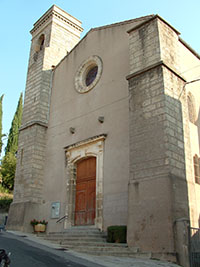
[56,215,68,224]
[189,227,200,266]
[56,215,68,245]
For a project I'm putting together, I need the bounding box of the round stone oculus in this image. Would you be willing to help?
[75,55,103,93]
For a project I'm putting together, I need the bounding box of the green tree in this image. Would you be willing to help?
[5,93,23,155]
[1,93,23,190]
[1,152,16,190]
[0,94,4,156]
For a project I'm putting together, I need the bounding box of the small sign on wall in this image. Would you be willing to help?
[51,202,60,218]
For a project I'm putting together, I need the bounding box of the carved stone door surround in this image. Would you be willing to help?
[64,134,106,230]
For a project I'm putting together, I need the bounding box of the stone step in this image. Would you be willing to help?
[44,239,106,245]
[60,242,128,250]
[37,227,153,259]
[63,246,130,252]
[49,228,103,235]
[46,233,106,239]
[60,243,135,253]
[64,245,131,252]
[44,236,106,242]
[60,241,128,247]
[67,248,151,258]
[61,226,99,230]
[42,229,107,245]
[45,233,105,238]
[38,228,153,259]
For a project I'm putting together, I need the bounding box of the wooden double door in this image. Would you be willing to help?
[75,157,96,226]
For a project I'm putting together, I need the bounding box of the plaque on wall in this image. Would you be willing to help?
[51,202,60,218]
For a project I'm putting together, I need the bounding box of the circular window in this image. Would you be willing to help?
[86,66,98,86]
[75,55,103,93]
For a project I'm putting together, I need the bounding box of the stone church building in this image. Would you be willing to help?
[7,5,200,266]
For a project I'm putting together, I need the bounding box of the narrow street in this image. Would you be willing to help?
[0,231,182,267]
[0,231,102,267]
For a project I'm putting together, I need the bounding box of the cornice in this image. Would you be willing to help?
[127,14,180,36]
[126,60,186,82]
[30,6,83,35]
[19,120,48,131]
[64,134,107,151]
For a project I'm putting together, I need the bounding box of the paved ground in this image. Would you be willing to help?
[0,231,102,267]
[69,252,181,267]
[6,230,181,267]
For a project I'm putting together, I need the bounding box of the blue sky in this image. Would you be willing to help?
[0,0,200,152]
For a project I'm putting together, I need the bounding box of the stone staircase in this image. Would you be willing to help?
[39,227,151,258]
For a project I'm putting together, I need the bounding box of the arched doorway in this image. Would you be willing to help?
[64,134,106,230]
[75,157,96,225]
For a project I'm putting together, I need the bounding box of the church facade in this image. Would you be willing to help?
[7,5,200,266]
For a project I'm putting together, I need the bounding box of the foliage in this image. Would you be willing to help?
[0,184,11,194]
[30,219,39,226]
[0,94,4,156]
[40,219,48,225]
[1,152,16,190]
[107,225,127,243]
[30,219,48,226]
[5,93,23,155]
[1,93,23,191]
[0,196,13,212]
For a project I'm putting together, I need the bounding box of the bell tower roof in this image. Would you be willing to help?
[30,5,83,37]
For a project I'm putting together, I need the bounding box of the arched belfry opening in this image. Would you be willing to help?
[39,34,45,50]
[34,34,45,52]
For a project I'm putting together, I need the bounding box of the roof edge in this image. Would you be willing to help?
[52,15,155,71]
[179,37,200,60]
[127,14,180,35]
[90,15,155,33]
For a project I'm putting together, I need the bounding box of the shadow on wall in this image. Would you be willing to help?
[0,213,8,231]
[197,106,200,154]
[128,71,191,266]
[189,226,200,266]
[187,91,200,153]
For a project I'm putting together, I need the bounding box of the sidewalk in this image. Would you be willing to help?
[7,230,181,267]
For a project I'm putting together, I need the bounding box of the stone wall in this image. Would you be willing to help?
[7,5,82,231]
[0,211,7,226]
[127,16,190,266]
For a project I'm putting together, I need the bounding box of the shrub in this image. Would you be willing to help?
[1,152,16,190]
[0,196,13,212]
[107,225,127,243]
[0,184,11,194]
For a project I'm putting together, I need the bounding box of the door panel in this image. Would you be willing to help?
[75,157,96,226]
[86,180,96,225]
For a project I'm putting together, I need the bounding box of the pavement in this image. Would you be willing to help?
[6,230,181,267]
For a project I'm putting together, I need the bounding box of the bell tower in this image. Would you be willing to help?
[7,5,83,231]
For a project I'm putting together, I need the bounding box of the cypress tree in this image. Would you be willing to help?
[1,93,23,190]
[5,93,23,155]
[0,94,4,156]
